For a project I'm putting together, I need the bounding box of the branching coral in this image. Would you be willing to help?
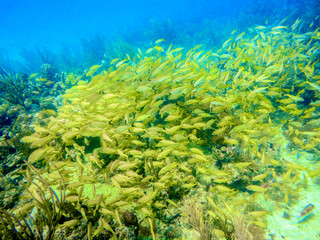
[206,196,254,240]
[183,199,216,240]
[0,208,36,240]
[0,162,65,240]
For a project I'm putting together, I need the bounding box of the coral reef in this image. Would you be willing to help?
[12,20,319,239]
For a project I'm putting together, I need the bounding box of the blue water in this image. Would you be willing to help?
[0,0,319,72]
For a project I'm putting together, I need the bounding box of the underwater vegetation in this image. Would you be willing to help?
[0,71,33,110]
[19,48,59,74]
[0,65,65,111]
[0,65,71,214]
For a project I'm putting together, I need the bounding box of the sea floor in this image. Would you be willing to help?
[265,150,319,240]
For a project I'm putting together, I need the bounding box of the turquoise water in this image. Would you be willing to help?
[1,0,318,72]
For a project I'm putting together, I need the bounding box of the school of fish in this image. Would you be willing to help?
[21,20,320,234]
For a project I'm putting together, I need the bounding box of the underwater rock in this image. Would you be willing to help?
[0,175,21,209]
[0,112,12,128]
[248,225,266,240]
[40,102,58,112]
[122,210,138,227]
[282,212,291,219]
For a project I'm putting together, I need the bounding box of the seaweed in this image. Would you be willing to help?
[0,71,32,109]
